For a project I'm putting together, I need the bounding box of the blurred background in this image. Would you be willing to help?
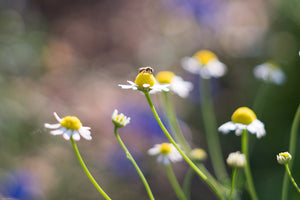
[0,0,299,199]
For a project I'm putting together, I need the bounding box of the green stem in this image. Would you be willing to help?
[165,164,187,200]
[282,104,300,200]
[114,127,155,200]
[183,167,194,200]
[70,138,111,200]
[284,164,300,194]
[241,130,258,200]
[200,78,228,182]
[144,92,225,200]
[161,91,191,152]
[228,168,238,200]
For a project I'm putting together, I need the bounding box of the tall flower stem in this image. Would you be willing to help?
[183,167,194,200]
[70,138,111,200]
[144,92,225,200]
[282,104,300,200]
[114,127,155,200]
[165,164,187,200]
[241,130,258,200]
[284,164,300,193]
[228,168,238,200]
[161,91,191,152]
[200,78,228,182]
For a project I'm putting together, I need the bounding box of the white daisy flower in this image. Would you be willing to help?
[148,143,182,165]
[253,61,285,85]
[277,152,292,165]
[155,71,193,98]
[119,66,169,93]
[226,151,246,168]
[44,112,92,141]
[112,109,130,128]
[181,50,227,79]
[218,107,266,138]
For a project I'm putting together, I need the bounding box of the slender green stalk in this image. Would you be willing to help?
[165,164,187,200]
[241,130,258,200]
[70,138,111,200]
[284,164,300,193]
[183,167,194,200]
[144,92,225,200]
[161,91,191,152]
[252,82,270,116]
[114,127,155,200]
[282,104,300,200]
[228,168,238,200]
[199,78,228,182]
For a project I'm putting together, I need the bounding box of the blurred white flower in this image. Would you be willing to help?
[218,107,266,138]
[44,112,92,141]
[148,143,182,165]
[155,71,193,98]
[112,109,130,128]
[182,50,227,79]
[277,152,292,165]
[253,61,285,85]
[226,151,246,168]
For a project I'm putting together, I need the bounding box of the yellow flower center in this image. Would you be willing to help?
[60,116,82,130]
[155,71,175,84]
[279,152,291,159]
[231,107,257,125]
[193,50,217,65]
[134,72,156,87]
[160,143,172,155]
[115,114,124,122]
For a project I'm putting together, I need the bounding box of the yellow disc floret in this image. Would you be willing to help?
[116,114,124,122]
[155,71,176,84]
[60,116,82,130]
[231,107,257,125]
[160,143,172,155]
[193,50,217,65]
[135,71,156,87]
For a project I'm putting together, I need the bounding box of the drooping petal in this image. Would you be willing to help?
[44,123,61,129]
[53,112,62,122]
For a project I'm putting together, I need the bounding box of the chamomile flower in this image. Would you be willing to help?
[155,71,193,98]
[181,50,227,79]
[112,109,130,128]
[277,152,292,165]
[119,67,169,93]
[218,107,266,138]
[148,143,182,165]
[226,151,246,168]
[253,61,285,85]
[44,112,92,141]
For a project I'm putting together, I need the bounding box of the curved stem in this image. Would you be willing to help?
[165,164,187,200]
[161,91,191,153]
[70,138,111,200]
[144,92,225,200]
[282,104,300,200]
[228,168,238,200]
[200,78,228,182]
[241,130,258,200]
[285,164,300,194]
[114,127,155,200]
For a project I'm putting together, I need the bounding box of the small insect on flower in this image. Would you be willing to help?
[277,152,292,165]
[181,50,227,79]
[112,109,130,128]
[119,67,169,93]
[218,107,266,138]
[226,151,246,168]
[44,112,92,141]
[253,61,285,85]
[155,71,193,98]
[148,143,182,165]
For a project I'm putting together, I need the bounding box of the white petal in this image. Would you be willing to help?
[112,109,118,119]
[79,128,92,140]
[53,112,62,122]
[50,129,64,135]
[207,60,227,78]
[63,130,73,140]
[148,146,160,155]
[44,123,61,129]
[72,131,81,141]
[181,57,201,74]
[118,84,134,89]
[218,122,236,134]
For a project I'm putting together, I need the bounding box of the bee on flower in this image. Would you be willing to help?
[119,67,169,93]
[218,107,266,138]
[155,71,193,98]
[112,109,130,128]
[148,143,182,165]
[181,50,227,79]
[253,61,286,85]
[44,112,92,141]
